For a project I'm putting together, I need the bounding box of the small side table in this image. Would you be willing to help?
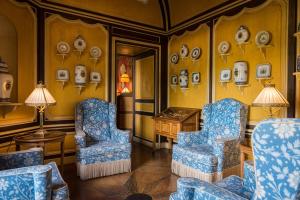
[14,131,66,175]
[240,144,253,177]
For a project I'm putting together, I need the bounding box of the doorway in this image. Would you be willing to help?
[113,41,159,144]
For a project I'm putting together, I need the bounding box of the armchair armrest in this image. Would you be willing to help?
[177,131,208,146]
[0,165,52,200]
[111,128,130,144]
[75,128,87,148]
[243,160,255,193]
[0,148,43,170]
[213,137,240,172]
[194,180,247,200]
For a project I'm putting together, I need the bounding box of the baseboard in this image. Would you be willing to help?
[132,136,171,149]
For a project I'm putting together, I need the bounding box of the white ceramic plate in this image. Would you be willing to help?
[256,63,271,78]
[218,41,230,54]
[170,53,179,64]
[255,31,271,46]
[90,46,102,58]
[191,47,201,60]
[180,44,189,58]
[220,69,231,82]
[235,26,250,44]
[57,41,70,54]
[74,36,86,52]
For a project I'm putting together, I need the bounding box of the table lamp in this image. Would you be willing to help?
[252,83,289,118]
[120,73,130,93]
[25,82,56,136]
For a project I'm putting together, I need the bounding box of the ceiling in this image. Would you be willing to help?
[116,43,152,56]
[41,0,236,32]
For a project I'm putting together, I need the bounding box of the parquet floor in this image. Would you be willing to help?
[63,143,178,200]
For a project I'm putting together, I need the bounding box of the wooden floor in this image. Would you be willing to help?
[63,143,179,200]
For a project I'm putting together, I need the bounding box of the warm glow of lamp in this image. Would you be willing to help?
[120,73,130,83]
[120,73,130,93]
[252,84,289,118]
[25,83,56,136]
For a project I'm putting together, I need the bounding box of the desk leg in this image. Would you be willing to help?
[61,141,64,176]
[240,152,245,178]
[16,144,20,151]
[167,138,173,151]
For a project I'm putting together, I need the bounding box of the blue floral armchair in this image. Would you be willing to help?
[170,118,300,200]
[75,98,131,180]
[0,148,69,200]
[172,98,248,182]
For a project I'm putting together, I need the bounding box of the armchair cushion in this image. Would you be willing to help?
[243,160,255,195]
[173,144,218,173]
[77,141,131,161]
[0,148,43,170]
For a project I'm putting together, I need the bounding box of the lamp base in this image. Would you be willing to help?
[33,129,48,137]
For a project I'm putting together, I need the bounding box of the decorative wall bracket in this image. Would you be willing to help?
[75,85,85,94]
[90,81,99,90]
[56,80,67,89]
[219,53,231,64]
[0,102,23,118]
[236,41,251,55]
[56,53,68,64]
[257,44,273,60]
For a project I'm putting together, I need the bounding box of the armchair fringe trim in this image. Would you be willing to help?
[172,160,239,182]
[77,159,131,180]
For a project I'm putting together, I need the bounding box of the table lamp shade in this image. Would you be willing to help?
[25,83,56,107]
[252,84,289,107]
[120,73,130,83]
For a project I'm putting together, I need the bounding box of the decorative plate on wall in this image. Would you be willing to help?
[191,47,201,60]
[74,35,86,52]
[218,41,231,54]
[191,72,200,84]
[90,72,101,82]
[171,75,178,85]
[220,69,231,82]
[56,69,69,81]
[255,31,272,46]
[235,26,250,44]
[170,53,179,64]
[256,63,271,78]
[90,46,102,58]
[57,41,70,54]
[180,44,189,58]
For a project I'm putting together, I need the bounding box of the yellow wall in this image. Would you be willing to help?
[0,0,36,126]
[46,0,163,29]
[213,0,287,123]
[45,15,108,120]
[168,24,210,109]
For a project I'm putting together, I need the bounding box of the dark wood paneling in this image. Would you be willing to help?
[287,0,297,117]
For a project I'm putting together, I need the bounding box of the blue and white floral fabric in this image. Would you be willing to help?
[252,118,300,200]
[75,98,131,180]
[170,118,300,200]
[0,148,69,200]
[172,98,248,182]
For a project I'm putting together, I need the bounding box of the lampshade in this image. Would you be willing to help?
[120,73,130,83]
[252,84,289,107]
[25,83,56,107]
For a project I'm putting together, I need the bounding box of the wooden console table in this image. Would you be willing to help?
[153,107,200,150]
[240,144,253,177]
[14,131,66,175]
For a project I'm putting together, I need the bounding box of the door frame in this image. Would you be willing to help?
[111,37,161,114]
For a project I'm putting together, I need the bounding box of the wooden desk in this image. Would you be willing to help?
[14,131,66,175]
[153,107,200,150]
[240,144,253,177]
